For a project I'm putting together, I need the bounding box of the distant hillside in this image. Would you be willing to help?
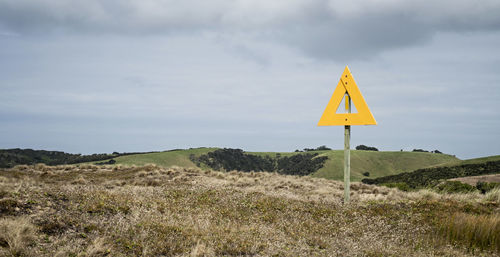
[0,148,166,168]
[362,155,500,188]
[0,149,118,168]
[2,148,462,182]
[107,148,217,168]
[312,150,459,181]
[92,148,459,182]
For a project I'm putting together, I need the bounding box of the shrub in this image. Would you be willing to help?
[381,182,410,192]
[355,145,378,151]
[362,172,370,177]
[303,146,332,152]
[476,182,500,194]
[315,145,331,151]
[95,159,116,165]
[276,154,328,176]
[0,198,21,215]
[434,181,476,194]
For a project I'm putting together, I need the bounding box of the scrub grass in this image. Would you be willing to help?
[439,213,500,252]
[0,164,498,256]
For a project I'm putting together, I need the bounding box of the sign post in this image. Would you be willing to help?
[344,94,351,202]
[318,66,376,203]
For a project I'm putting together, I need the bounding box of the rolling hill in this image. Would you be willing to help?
[92,148,459,182]
[362,155,500,188]
[312,150,458,181]
[104,148,217,168]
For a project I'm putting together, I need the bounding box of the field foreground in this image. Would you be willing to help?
[1,164,499,256]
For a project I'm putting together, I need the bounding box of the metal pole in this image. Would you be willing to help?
[344,94,351,203]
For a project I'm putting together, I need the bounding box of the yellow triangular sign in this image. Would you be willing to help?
[318,66,376,126]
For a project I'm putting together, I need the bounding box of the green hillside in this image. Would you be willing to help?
[109,148,217,168]
[362,155,500,189]
[312,150,459,181]
[100,148,459,182]
[445,155,500,166]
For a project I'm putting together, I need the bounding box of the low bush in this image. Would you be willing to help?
[355,145,378,151]
[476,182,500,194]
[381,182,410,192]
[434,181,477,194]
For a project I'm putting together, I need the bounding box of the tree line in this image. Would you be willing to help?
[0,148,155,168]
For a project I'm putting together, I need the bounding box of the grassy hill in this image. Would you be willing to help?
[450,155,500,165]
[104,148,459,182]
[312,150,458,181]
[108,148,217,168]
[362,155,500,189]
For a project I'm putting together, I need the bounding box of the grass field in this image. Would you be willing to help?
[95,148,459,182]
[107,147,216,168]
[1,164,499,256]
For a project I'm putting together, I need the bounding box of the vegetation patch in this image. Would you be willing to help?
[439,213,500,252]
[434,181,477,194]
[362,160,500,189]
[0,199,21,216]
[191,148,328,176]
[0,164,499,256]
[476,182,500,194]
[356,145,378,151]
[0,148,160,168]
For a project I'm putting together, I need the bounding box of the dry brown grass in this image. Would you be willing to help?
[440,213,500,252]
[485,188,500,203]
[0,217,37,256]
[0,164,498,256]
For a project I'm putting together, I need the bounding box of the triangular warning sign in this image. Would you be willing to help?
[318,66,376,126]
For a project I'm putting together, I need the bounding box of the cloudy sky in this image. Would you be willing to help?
[1,0,499,159]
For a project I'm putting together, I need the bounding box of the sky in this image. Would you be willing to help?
[1,0,499,159]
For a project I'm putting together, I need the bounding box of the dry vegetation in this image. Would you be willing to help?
[450,174,500,185]
[0,164,499,256]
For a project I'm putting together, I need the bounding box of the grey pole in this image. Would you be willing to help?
[344,94,351,203]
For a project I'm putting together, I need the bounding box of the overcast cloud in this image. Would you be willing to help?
[1,0,499,159]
